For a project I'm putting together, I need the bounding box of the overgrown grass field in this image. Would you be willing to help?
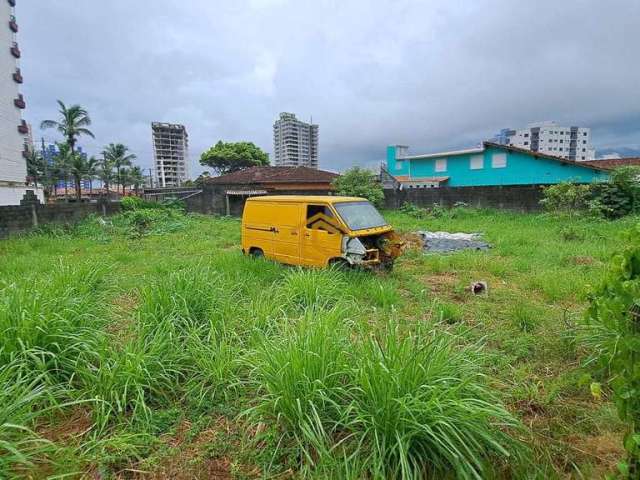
[0,207,637,479]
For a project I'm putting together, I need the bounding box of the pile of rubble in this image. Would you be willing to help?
[416,231,490,253]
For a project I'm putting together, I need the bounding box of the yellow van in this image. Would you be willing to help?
[241,195,403,269]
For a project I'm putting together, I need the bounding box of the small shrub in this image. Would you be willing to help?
[540,181,591,214]
[399,202,428,218]
[120,196,163,211]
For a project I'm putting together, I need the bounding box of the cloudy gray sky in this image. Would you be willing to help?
[18,0,640,175]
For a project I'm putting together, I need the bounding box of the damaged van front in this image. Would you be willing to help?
[332,200,404,270]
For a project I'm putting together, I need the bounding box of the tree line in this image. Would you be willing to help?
[26,100,144,201]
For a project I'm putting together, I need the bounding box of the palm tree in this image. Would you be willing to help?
[87,156,98,196]
[128,166,145,195]
[97,154,115,198]
[103,143,136,196]
[40,100,95,155]
[53,143,74,200]
[25,149,44,189]
[68,154,97,201]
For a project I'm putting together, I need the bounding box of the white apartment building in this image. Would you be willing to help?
[151,122,190,187]
[273,112,319,168]
[497,122,596,161]
[0,0,41,204]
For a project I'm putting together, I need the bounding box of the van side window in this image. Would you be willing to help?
[306,205,340,233]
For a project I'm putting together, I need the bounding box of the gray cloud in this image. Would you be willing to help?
[19,0,640,175]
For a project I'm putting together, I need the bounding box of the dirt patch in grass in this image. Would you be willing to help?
[564,431,624,478]
[422,272,459,294]
[38,407,94,443]
[132,417,261,480]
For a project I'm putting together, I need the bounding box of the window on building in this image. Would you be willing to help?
[435,158,447,172]
[582,148,585,152]
[581,156,585,160]
[524,141,529,146]
[492,152,507,168]
[470,154,484,170]
[583,132,587,136]
[559,147,563,151]
[560,131,564,135]
[583,140,586,144]
[559,139,563,143]
[524,133,529,138]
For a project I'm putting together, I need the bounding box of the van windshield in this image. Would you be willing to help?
[333,201,388,231]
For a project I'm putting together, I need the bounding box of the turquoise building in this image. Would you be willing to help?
[385,142,608,188]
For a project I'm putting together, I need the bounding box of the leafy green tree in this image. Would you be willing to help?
[582,224,640,477]
[103,143,136,195]
[332,167,385,207]
[540,181,591,215]
[40,100,94,155]
[200,141,269,175]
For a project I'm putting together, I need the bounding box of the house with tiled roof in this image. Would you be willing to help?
[385,142,610,189]
[582,158,640,170]
[206,166,339,192]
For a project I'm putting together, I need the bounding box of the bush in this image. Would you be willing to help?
[540,181,591,214]
[581,223,640,475]
[333,167,385,207]
[120,196,162,211]
[541,167,640,218]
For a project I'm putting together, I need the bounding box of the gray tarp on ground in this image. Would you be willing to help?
[416,231,491,253]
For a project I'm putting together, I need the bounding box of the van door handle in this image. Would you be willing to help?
[291,231,298,235]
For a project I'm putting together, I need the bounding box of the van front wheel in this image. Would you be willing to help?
[249,248,264,259]
[329,258,351,270]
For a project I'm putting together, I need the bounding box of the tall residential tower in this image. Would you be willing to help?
[151,122,189,187]
[273,112,319,168]
[0,0,36,204]
[494,122,596,161]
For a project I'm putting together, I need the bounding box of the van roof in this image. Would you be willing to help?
[246,195,367,204]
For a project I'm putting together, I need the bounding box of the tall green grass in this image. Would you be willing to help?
[347,322,525,480]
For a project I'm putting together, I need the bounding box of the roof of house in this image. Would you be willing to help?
[482,142,611,172]
[206,166,339,185]
[582,158,640,170]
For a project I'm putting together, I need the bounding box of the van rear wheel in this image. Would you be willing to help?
[249,248,264,259]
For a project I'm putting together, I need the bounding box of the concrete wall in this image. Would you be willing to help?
[0,185,45,205]
[184,184,333,217]
[383,184,547,212]
[0,195,120,239]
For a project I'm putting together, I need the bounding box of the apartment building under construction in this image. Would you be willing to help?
[151,122,189,187]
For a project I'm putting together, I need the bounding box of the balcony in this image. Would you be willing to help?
[8,0,15,7]
[17,120,28,134]
[14,94,25,109]
[12,68,22,83]
[10,42,20,58]
[9,15,17,33]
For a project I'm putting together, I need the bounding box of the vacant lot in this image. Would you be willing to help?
[1,208,637,479]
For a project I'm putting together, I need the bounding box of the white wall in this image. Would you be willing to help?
[0,186,44,205]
